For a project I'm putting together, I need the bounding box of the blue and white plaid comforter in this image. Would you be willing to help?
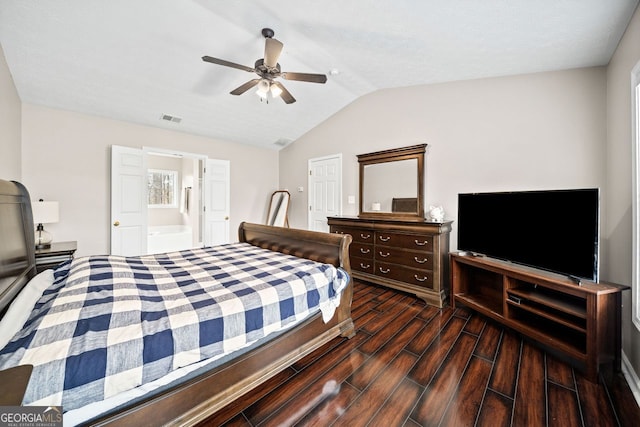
[0,243,349,411]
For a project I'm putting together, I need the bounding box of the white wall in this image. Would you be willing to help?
[21,103,279,256]
[605,3,640,395]
[280,67,607,245]
[0,43,21,181]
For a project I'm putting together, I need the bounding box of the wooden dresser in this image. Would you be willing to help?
[328,216,452,307]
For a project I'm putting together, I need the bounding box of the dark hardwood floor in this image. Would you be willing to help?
[198,280,640,426]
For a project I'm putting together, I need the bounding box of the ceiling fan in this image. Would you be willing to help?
[202,28,327,104]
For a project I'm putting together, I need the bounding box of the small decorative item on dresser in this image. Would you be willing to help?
[35,241,77,273]
[428,205,445,222]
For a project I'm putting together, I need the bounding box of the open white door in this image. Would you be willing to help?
[203,159,230,246]
[111,145,147,255]
[308,154,342,232]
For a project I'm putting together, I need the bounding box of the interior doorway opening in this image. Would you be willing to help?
[146,151,204,253]
[308,154,342,232]
[110,145,230,256]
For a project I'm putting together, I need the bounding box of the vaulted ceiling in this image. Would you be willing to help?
[1,1,637,150]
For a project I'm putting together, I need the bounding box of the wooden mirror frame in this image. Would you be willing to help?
[266,190,290,227]
[358,144,426,220]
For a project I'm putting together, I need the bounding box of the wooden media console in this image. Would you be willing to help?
[451,252,628,382]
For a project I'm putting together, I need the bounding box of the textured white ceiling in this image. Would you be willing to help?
[0,0,638,150]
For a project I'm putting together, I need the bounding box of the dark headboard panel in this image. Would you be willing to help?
[238,222,352,272]
[0,180,36,315]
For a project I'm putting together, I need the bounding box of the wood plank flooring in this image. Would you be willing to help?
[197,281,640,426]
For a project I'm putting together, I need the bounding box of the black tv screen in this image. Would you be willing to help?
[457,188,599,281]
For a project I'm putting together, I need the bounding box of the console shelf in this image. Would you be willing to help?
[455,293,504,316]
[451,253,628,382]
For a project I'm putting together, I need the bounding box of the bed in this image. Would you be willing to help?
[0,179,354,425]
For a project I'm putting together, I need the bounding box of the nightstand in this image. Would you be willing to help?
[35,241,77,273]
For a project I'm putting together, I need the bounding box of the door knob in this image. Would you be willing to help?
[113,220,120,227]
[225,216,229,220]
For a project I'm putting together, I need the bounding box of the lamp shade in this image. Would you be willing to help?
[32,201,59,224]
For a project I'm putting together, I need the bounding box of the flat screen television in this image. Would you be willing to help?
[457,188,599,282]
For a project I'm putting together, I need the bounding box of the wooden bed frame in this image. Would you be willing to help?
[0,179,354,425]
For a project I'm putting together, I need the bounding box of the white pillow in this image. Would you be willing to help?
[0,269,54,350]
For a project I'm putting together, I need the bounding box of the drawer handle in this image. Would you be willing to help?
[379,267,390,274]
[360,248,370,254]
[379,236,391,242]
[334,231,344,234]
[360,233,371,239]
[379,251,390,257]
[414,257,428,264]
[414,239,428,246]
[360,263,371,269]
[414,275,428,282]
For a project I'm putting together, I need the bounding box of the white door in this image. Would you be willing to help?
[308,154,342,232]
[111,145,147,256]
[204,159,230,246]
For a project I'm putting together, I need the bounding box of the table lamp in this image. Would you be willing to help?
[32,199,59,249]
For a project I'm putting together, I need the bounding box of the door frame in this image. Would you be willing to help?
[143,147,207,160]
[307,153,343,231]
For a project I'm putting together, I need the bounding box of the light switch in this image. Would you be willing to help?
[297,186,304,192]
[348,195,355,204]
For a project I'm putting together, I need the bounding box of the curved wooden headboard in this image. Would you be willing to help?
[238,221,352,271]
[0,180,36,316]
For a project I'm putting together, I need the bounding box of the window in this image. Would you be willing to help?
[148,169,178,208]
[633,61,640,331]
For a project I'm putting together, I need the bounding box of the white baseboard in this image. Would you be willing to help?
[621,350,640,407]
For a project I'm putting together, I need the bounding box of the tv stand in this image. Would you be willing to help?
[451,252,628,382]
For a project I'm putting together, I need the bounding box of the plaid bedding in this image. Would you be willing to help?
[0,243,349,411]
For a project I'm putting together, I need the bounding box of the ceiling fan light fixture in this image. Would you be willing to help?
[256,79,270,98]
[270,83,282,98]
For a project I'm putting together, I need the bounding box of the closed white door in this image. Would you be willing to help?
[204,159,230,246]
[111,145,147,255]
[308,154,342,232]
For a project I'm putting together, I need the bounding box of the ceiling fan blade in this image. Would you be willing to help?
[202,56,255,73]
[264,37,283,68]
[272,81,296,104]
[230,79,261,95]
[281,72,327,84]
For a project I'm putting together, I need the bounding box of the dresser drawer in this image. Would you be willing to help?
[351,242,374,259]
[375,247,433,269]
[375,261,434,288]
[352,256,374,274]
[375,231,433,251]
[331,226,374,244]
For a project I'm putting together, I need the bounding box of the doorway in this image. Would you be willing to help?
[110,145,230,255]
[146,152,204,254]
[308,154,342,232]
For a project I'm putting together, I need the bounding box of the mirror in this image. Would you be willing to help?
[358,144,426,219]
[267,190,290,227]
